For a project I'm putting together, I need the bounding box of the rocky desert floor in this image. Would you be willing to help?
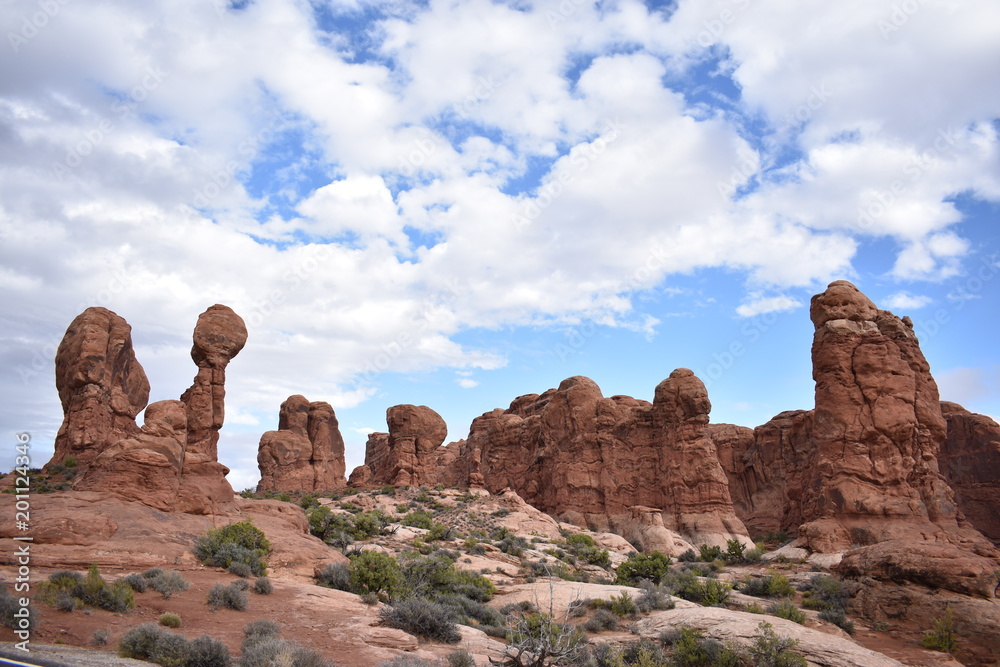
[3,484,991,667]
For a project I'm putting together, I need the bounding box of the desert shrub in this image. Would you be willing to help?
[148,570,190,600]
[427,522,454,542]
[244,620,281,640]
[350,550,404,599]
[446,649,475,667]
[92,629,111,645]
[609,591,636,617]
[207,583,249,611]
[583,608,619,633]
[143,567,166,579]
[768,600,806,625]
[380,598,461,643]
[723,539,747,564]
[227,561,253,578]
[564,533,612,569]
[194,520,270,576]
[748,621,807,666]
[741,573,795,599]
[159,612,182,628]
[149,631,190,667]
[123,573,148,593]
[920,607,957,653]
[819,607,854,634]
[403,509,435,530]
[502,611,587,667]
[119,623,183,664]
[677,549,698,563]
[615,551,672,585]
[496,535,529,556]
[665,626,709,666]
[378,657,440,667]
[698,544,722,562]
[0,585,38,632]
[438,592,504,627]
[186,634,232,667]
[37,565,134,613]
[636,581,675,612]
[665,571,731,607]
[804,574,850,612]
[743,546,765,563]
[238,636,330,667]
[253,577,273,595]
[232,578,251,592]
[316,562,352,591]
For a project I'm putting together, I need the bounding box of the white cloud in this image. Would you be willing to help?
[735,294,803,318]
[457,378,479,389]
[883,291,932,310]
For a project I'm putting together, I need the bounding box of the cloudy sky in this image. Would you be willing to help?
[2,0,998,490]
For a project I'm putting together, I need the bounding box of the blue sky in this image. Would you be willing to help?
[1,0,999,490]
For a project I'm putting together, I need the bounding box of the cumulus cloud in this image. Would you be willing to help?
[883,291,933,310]
[735,294,803,318]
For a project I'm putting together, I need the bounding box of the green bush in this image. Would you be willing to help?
[123,573,148,593]
[698,544,722,562]
[349,550,404,599]
[615,551,672,585]
[564,534,612,568]
[920,607,957,653]
[768,600,806,625]
[119,623,189,666]
[403,509,435,530]
[159,613,182,628]
[609,591,636,617]
[636,581,675,612]
[186,634,232,667]
[741,573,795,599]
[194,520,270,577]
[0,585,38,632]
[37,565,135,613]
[399,552,495,602]
[207,583,249,611]
[239,627,331,667]
[380,598,461,643]
[723,539,747,564]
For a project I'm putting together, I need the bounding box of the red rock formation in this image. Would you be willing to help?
[349,405,450,487]
[54,305,245,514]
[459,371,752,551]
[257,395,347,492]
[939,401,1000,541]
[48,307,150,471]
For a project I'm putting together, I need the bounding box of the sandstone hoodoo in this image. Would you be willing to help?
[348,404,455,487]
[257,395,348,493]
[48,307,150,471]
[720,280,995,554]
[450,371,752,553]
[56,304,246,514]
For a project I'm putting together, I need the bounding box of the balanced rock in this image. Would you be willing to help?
[48,307,150,471]
[257,395,347,493]
[56,305,245,514]
[939,401,1000,541]
[349,405,449,487]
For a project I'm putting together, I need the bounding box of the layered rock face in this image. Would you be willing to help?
[49,307,150,470]
[348,405,451,487]
[939,401,1000,541]
[457,371,752,551]
[257,395,347,493]
[55,305,245,514]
